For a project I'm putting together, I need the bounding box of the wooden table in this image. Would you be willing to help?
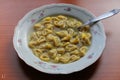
[0,0,120,80]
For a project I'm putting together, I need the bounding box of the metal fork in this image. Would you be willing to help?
[78,9,120,30]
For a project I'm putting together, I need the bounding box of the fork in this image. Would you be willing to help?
[78,9,120,30]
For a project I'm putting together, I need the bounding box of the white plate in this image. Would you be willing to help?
[13,3,106,74]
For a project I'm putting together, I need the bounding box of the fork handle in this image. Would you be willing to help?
[84,9,120,26]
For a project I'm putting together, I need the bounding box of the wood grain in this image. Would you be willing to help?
[0,0,120,80]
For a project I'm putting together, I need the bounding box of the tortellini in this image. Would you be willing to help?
[40,53,50,61]
[28,15,91,64]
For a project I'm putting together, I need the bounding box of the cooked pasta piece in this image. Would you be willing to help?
[40,53,50,61]
[45,24,54,30]
[66,20,74,27]
[86,33,92,39]
[65,44,78,51]
[66,18,80,28]
[43,29,53,35]
[46,34,55,41]
[52,36,61,46]
[70,36,79,44]
[33,49,43,57]
[54,56,59,63]
[62,42,70,47]
[57,15,67,20]
[59,53,70,63]
[57,20,66,28]
[43,17,52,21]
[55,30,68,37]
[52,16,60,21]
[34,23,44,31]
[42,17,53,24]
[49,49,57,59]
[80,32,88,40]
[30,32,39,41]
[61,34,71,41]
[53,54,62,63]
[28,41,37,48]
[67,28,75,35]
[70,55,80,62]
[80,46,88,56]
[75,21,82,28]
[70,49,80,55]
[36,36,46,44]
[57,48,65,54]
[40,42,53,49]
[36,31,42,38]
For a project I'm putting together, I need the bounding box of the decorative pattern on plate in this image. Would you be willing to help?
[34,61,61,70]
[18,39,22,45]
[31,19,36,23]
[91,28,101,36]
[87,53,94,59]
[64,7,72,11]
[39,10,44,17]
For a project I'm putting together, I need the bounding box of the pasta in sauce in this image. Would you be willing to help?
[28,15,91,64]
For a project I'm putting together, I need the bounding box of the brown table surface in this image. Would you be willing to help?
[0,0,120,80]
